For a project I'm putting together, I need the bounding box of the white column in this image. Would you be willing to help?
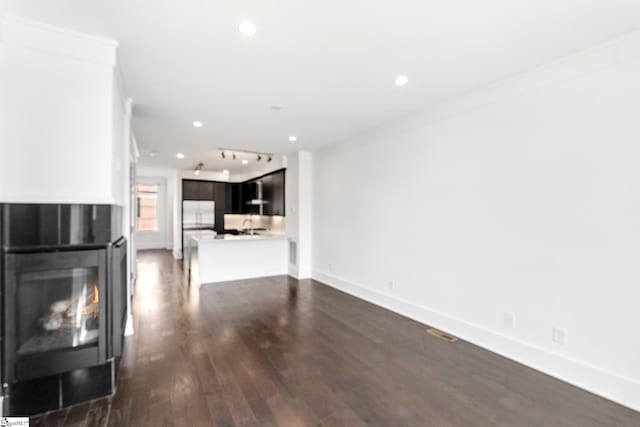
[297,152,313,278]
[285,151,312,279]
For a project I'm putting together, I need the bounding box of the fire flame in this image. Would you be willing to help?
[81,284,99,318]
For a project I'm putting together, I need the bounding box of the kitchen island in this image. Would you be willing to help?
[188,234,289,285]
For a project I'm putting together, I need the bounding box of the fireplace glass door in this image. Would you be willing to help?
[17,267,101,355]
[4,249,107,382]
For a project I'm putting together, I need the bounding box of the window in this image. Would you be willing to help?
[136,184,159,232]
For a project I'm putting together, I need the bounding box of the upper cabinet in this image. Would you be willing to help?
[184,169,285,217]
[226,183,245,214]
[212,182,227,233]
[182,180,214,200]
[262,170,285,216]
[221,169,286,216]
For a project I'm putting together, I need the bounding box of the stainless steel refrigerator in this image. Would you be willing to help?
[182,201,215,230]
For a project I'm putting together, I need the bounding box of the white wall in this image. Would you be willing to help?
[313,32,640,410]
[297,152,312,278]
[0,15,125,205]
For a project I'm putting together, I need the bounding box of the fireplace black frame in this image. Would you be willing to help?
[108,236,128,359]
[3,248,109,383]
[0,203,127,416]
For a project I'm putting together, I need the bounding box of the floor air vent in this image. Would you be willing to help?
[427,328,459,343]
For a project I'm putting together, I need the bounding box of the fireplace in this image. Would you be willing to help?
[1,204,128,416]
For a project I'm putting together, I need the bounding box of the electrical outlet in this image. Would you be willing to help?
[328,263,333,272]
[552,327,567,345]
[503,312,515,328]
[387,280,394,291]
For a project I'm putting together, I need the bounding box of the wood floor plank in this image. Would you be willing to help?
[32,250,640,426]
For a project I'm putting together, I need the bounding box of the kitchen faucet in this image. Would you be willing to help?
[242,217,254,236]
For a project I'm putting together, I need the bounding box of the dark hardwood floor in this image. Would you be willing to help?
[32,250,640,426]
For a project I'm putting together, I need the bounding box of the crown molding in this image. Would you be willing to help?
[1,14,118,67]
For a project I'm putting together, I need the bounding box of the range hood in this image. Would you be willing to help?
[246,181,268,213]
[246,199,268,205]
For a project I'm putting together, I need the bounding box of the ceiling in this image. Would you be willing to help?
[3,0,640,173]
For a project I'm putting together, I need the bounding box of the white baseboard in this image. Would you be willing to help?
[289,265,312,279]
[288,265,299,278]
[135,239,172,251]
[312,269,640,412]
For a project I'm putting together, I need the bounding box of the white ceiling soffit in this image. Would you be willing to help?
[2,0,640,172]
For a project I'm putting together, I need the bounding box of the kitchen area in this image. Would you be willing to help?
[181,168,289,285]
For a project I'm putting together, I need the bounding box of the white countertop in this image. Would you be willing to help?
[191,233,288,243]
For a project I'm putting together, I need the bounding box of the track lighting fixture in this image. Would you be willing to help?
[194,162,204,176]
[217,148,274,164]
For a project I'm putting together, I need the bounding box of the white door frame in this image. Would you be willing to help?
[135,176,169,250]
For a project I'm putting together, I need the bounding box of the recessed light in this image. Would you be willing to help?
[288,136,297,142]
[193,121,203,128]
[395,75,408,86]
[176,153,184,159]
[223,169,229,174]
[242,159,249,165]
[239,21,256,36]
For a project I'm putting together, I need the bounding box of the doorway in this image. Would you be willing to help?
[134,178,169,250]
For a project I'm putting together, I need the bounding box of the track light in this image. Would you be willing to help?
[194,162,203,176]
[217,148,274,163]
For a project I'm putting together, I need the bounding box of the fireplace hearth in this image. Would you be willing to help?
[1,204,128,416]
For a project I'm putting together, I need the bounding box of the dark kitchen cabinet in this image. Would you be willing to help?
[261,174,273,215]
[212,182,226,234]
[182,180,214,200]
[220,169,286,216]
[269,170,285,216]
[261,170,285,216]
[225,183,244,214]
[242,181,259,215]
[243,181,257,202]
